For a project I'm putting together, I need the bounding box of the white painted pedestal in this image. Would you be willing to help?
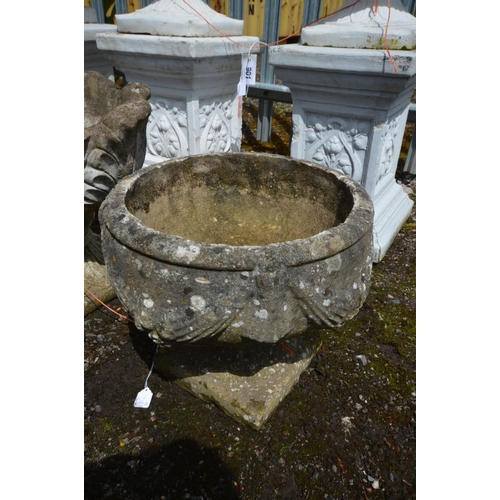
[95,0,259,166]
[269,1,416,261]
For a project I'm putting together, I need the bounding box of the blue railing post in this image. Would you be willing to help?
[302,0,322,27]
[230,0,244,20]
[115,0,128,15]
[257,0,282,142]
[92,0,105,23]
[400,0,416,15]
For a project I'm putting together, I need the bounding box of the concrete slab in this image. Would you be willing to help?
[84,260,116,315]
[154,331,323,430]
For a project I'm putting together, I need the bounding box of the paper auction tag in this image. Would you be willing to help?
[134,387,153,409]
[243,54,257,85]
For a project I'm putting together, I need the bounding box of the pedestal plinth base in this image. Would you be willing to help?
[154,332,323,430]
[372,181,414,262]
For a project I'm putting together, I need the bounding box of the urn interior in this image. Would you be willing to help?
[126,154,353,246]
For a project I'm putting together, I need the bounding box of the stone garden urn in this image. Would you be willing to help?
[84,71,151,314]
[99,151,374,427]
[99,152,374,344]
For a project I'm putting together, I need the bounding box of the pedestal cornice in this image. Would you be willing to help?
[84,24,117,42]
[96,32,260,58]
[269,45,415,76]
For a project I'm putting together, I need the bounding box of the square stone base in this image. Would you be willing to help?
[154,332,323,430]
[84,260,116,315]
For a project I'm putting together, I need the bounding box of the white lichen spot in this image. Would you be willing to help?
[195,277,210,284]
[143,298,154,308]
[283,304,288,311]
[189,295,206,311]
[253,299,261,306]
[135,259,143,271]
[175,244,200,262]
[231,321,244,328]
[327,254,342,272]
[255,309,269,320]
[322,299,331,307]
[299,281,305,290]
[353,282,358,290]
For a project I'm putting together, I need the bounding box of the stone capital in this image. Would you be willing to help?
[116,0,244,37]
[301,0,416,50]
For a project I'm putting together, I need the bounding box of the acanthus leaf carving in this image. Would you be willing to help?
[200,100,233,153]
[377,116,400,182]
[305,114,369,184]
[147,100,188,159]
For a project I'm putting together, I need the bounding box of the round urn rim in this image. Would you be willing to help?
[99,152,374,271]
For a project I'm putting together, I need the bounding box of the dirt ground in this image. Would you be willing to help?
[84,100,416,500]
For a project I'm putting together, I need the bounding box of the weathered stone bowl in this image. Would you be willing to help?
[99,152,374,344]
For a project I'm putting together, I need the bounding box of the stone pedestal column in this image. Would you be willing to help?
[96,0,259,166]
[269,0,416,262]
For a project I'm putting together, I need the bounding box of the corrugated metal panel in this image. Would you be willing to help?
[230,0,244,19]
[115,0,128,14]
[319,0,345,20]
[89,1,415,38]
[92,0,106,23]
[243,0,266,37]
[209,0,230,15]
[279,0,304,38]
[239,0,347,39]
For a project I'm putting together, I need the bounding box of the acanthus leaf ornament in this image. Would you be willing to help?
[147,100,188,160]
[305,114,369,183]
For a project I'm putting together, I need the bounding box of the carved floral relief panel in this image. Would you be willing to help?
[377,115,401,184]
[304,113,370,184]
[199,100,233,154]
[147,99,189,160]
